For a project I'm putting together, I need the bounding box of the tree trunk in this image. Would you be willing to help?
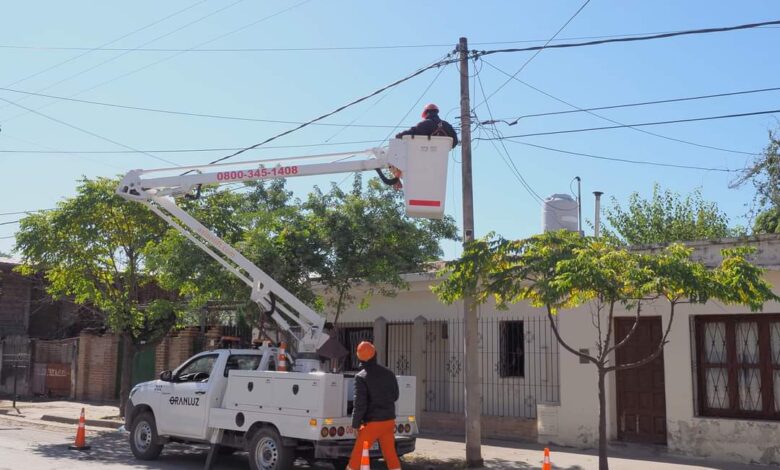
[598,367,609,470]
[118,333,134,418]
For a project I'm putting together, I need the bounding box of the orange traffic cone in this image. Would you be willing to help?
[277,342,288,372]
[69,408,91,451]
[360,440,370,470]
[542,447,551,470]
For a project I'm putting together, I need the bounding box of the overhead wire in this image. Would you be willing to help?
[489,86,780,125]
[1,0,312,125]
[502,139,740,173]
[0,0,246,117]
[0,87,404,128]
[1,1,207,90]
[3,26,779,52]
[476,109,780,139]
[206,55,456,166]
[474,58,545,205]
[477,0,591,108]
[481,60,759,156]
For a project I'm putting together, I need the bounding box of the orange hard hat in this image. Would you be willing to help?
[421,103,439,118]
[356,341,376,362]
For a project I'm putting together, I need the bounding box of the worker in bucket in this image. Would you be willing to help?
[347,341,401,470]
[395,103,459,148]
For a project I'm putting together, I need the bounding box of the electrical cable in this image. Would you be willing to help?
[502,139,740,172]
[491,86,780,125]
[476,109,780,139]
[475,58,545,205]
[1,1,207,90]
[480,60,759,156]
[4,26,779,52]
[206,55,456,166]
[474,18,780,58]
[1,0,311,125]
[0,86,403,128]
[0,0,246,117]
[0,209,54,217]
[0,139,386,154]
[477,0,591,108]
[0,96,178,166]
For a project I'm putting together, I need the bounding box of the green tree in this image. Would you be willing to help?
[435,230,777,470]
[733,130,780,233]
[602,183,741,245]
[0,250,11,258]
[305,175,459,325]
[14,177,181,415]
[147,180,325,341]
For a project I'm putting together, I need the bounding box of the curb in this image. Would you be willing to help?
[40,414,123,430]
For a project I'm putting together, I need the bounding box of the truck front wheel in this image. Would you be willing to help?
[247,427,294,470]
[129,411,164,460]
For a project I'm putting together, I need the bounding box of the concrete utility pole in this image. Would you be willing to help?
[458,36,483,468]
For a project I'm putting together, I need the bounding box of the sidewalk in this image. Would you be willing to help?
[0,398,122,430]
[0,399,766,469]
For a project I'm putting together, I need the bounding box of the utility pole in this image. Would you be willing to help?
[458,36,483,468]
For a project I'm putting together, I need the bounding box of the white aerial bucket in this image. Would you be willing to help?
[387,135,451,219]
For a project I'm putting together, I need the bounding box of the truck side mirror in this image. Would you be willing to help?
[159,370,173,382]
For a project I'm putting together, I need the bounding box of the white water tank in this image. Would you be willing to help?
[542,194,579,232]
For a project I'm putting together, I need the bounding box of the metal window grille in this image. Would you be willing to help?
[695,314,780,420]
[499,321,524,378]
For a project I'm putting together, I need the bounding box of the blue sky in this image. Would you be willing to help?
[1,1,779,259]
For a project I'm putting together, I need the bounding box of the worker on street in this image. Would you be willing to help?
[395,103,459,148]
[348,341,402,470]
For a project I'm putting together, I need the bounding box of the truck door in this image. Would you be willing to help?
[158,353,219,440]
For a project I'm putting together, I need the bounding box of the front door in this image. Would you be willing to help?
[158,353,218,440]
[615,317,667,445]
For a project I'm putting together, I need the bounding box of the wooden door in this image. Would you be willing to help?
[615,317,667,445]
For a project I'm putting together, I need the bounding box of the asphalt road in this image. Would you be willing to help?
[0,422,332,470]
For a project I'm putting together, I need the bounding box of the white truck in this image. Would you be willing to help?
[118,137,452,470]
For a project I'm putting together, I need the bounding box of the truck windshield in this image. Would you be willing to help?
[224,354,263,377]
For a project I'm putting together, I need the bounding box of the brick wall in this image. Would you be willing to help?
[420,411,537,441]
[0,263,31,337]
[154,327,200,374]
[75,331,119,402]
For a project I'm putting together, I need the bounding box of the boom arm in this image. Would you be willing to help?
[117,146,406,365]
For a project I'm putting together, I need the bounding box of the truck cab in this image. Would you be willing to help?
[125,348,418,470]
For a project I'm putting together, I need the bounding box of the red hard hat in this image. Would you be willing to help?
[421,103,439,118]
[356,341,376,362]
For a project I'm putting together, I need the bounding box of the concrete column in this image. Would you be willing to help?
[412,315,427,422]
[373,317,388,366]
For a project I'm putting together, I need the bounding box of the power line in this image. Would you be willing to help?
[3,26,779,52]
[0,139,385,154]
[0,209,54,217]
[0,0,246,117]
[207,55,456,165]
[475,59,545,205]
[502,139,740,173]
[0,87,401,128]
[478,109,780,139]
[474,18,780,57]
[1,1,207,90]
[480,59,759,156]
[486,86,780,125]
[0,96,178,166]
[478,0,591,107]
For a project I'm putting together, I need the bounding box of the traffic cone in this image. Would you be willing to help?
[69,408,91,451]
[277,342,288,372]
[360,440,370,470]
[542,447,551,470]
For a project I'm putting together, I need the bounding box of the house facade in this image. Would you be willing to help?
[535,235,780,466]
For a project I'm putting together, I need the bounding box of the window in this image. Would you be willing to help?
[175,354,217,382]
[499,321,524,378]
[224,354,263,377]
[695,315,780,420]
[338,327,373,371]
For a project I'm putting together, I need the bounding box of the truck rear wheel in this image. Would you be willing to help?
[247,427,294,470]
[129,411,164,460]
